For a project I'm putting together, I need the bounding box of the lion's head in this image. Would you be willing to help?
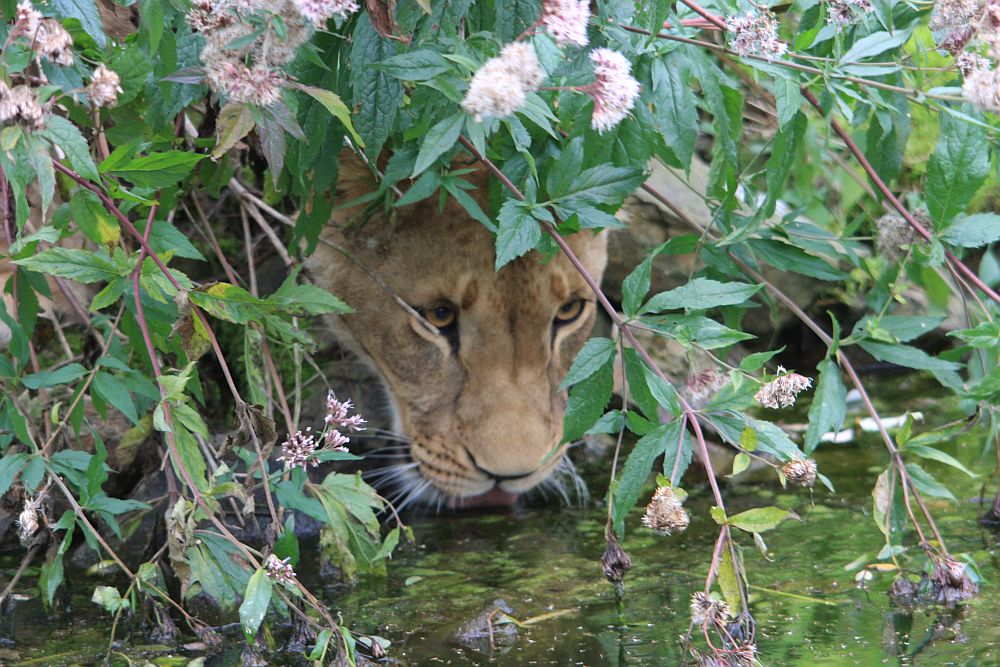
[305,155,607,508]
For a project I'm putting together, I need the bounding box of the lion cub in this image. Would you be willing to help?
[305,155,607,508]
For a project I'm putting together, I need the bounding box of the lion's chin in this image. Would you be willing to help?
[446,485,520,509]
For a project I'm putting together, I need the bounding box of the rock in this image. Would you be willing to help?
[454,599,518,654]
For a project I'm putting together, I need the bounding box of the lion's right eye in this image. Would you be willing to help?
[424,303,456,329]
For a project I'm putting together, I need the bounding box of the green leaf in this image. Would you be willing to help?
[91,585,126,614]
[92,372,139,424]
[495,200,541,270]
[728,506,799,533]
[551,165,646,207]
[296,85,364,147]
[190,283,272,324]
[412,112,464,177]
[22,363,87,390]
[904,463,956,501]
[562,358,614,443]
[39,116,100,183]
[612,421,681,535]
[642,367,680,416]
[940,213,1000,248]
[373,49,449,81]
[561,338,616,389]
[731,452,751,477]
[622,256,652,318]
[857,340,960,372]
[641,278,761,313]
[838,29,912,63]
[350,15,403,157]
[718,548,742,613]
[803,359,846,454]
[759,112,806,219]
[70,190,120,246]
[15,247,120,283]
[773,77,803,128]
[925,113,989,226]
[107,151,206,188]
[905,444,977,478]
[51,0,106,47]
[239,568,274,642]
[0,453,29,496]
[267,274,352,315]
[651,56,697,169]
[948,320,1000,349]
[40,515,75,609]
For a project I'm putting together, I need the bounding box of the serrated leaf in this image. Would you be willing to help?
[239,568,273,642]
[641,278,761,313]
[940,213,1000,248]
[561,337,616,389]
[190,283,272,324]
[92,372,139,424]
[107,151,206,188]
[373,49,449,80]
[562,358,614,443]
[213,103,256,159]
[728,506,799,533]
[22,363,87,390]
[495,200,541,270]
[412,112,464,177]
[642,367,680,416]
[267,279,352,316]
[622,256,652,318]
[351,15,403,157]
[70,190,120,246]
[838,29,912,64]
[651,56,696,169]
[858,340,960,372]
[552,165,646,207]
[39,116,100,183]
[52,0,106,47]
[926,114,989,226]
[804,358,847,454]
[15,247,120,283]
[904,463,955,501]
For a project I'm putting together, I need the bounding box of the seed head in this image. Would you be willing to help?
[16,496,42,542]
[34,18,74,66]
[265,554,297,585]
[277,428,318,468]
[0,84,46,131]
[86,64,124,108]
[962,65,1000,112]
[207,61,285,106]
[690,591,731,627]
[294,0,360,25]
[725,9,788,60]
[641,485,690,536]
[782,458,818,487]
[956,51,991,76]
[588,48,641,133]
[826,0,872,25]
[601,531,633,583]
[874,212,924,262]
[14,1,43,37]
[930,557,979,605]
[462,42,543,122]
[753,365,812,409]
[930,0,981,30]
[686,369,728,407]
[541,0,590,47]
[937,25,976,53]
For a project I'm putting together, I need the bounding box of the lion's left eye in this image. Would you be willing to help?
[554,299,585,324]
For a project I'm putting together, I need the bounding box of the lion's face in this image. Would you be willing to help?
[305,160,607,507]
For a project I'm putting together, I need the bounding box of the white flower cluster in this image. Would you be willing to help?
[541,0,590,47]
[588,48,642,133]
[462,42,544,122]
[726,9,788,60]
[187,0,359,106]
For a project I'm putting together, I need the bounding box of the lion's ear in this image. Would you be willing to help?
[336,148,379,208]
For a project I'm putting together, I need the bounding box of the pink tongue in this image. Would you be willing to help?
[447,487,519,509]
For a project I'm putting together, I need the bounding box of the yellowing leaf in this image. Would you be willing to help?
[213,102,256,159]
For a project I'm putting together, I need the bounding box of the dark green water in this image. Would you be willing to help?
[4,382,999,666]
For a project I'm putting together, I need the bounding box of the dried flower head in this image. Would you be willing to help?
[956,51,991,76]
[587,48,641,133]
[33,18,74,66]
[186,0,237,34]
[686,369,728,406]
[726,9,788,60]
[826,0,872,25]
[294,0,359,25]
[601,531,633,583]
[930,557,979,605]
[962,65,1000,112]
[265,554,297,585]
[874,211,926,262]
[462,42,543,121]
[930,0,981,30]
[690,591,731,627]
[277,428,318,468]
[86,64,123,108]
[782,458,817,488]
[14,1,43,37]
[541,0,590,47]
[0,84,46,131]
[17,496,42,541]
[641,485,690,536]
[754,365,812,409]
[208,61,285,106]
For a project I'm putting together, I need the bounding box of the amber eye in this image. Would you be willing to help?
[425,303,456,329]
[555,299,585,324]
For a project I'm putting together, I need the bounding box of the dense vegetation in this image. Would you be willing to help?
[0,0,998,663]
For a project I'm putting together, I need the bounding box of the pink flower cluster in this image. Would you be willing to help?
[587,48,642,133]
[293,0,360,26]
[726,9,788,60]
[324,390,366,450]
[541,0,590,47]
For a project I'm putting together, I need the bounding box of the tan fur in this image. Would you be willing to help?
[305,155,607,500]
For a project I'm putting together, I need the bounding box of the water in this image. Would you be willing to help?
[5,380,999,666]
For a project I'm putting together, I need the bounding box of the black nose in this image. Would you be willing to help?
[465,449,534,482]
